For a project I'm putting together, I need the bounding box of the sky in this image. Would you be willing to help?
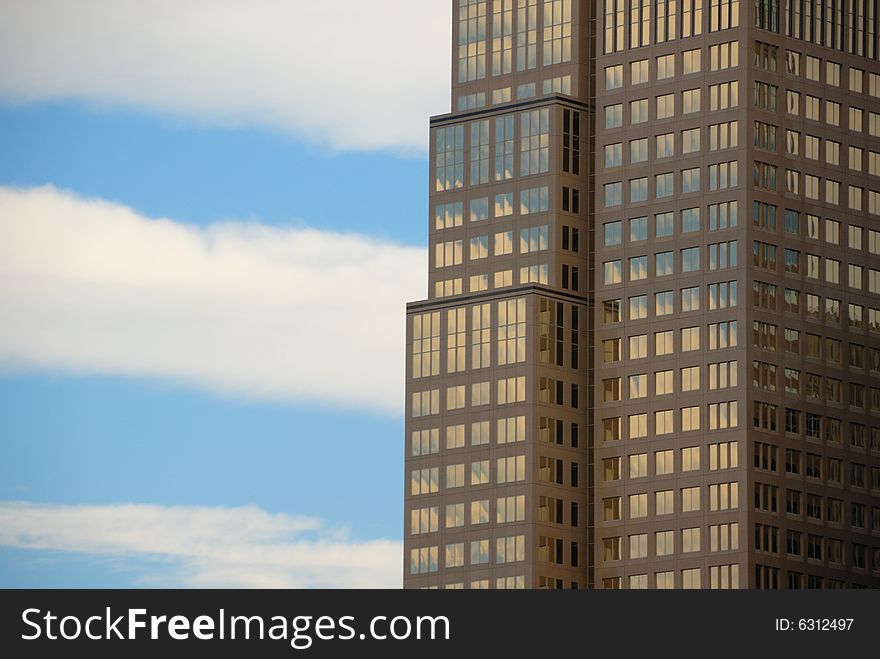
[0,0,451,588]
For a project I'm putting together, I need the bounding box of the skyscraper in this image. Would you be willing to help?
[405,0,880,589]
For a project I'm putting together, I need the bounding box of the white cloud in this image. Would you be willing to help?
[0,501,401,588]
[0,0,451,152]
[0,185,426,413]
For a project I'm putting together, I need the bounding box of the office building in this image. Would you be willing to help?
[406,0,880,589]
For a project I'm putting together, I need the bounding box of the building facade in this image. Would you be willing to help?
[406,0,880,589]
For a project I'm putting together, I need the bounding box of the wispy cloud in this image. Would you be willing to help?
[0,501,401,588]
[0,0,450,152]
[0,185,425,413]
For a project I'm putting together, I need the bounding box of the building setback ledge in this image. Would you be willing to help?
[406,284,591,312]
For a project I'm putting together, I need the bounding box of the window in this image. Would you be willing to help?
[755,81,777,110]
[681,486,700,512]
[630,177,648,203]
[605,104,623,129]
[605,64,623,90]
[410,546,439,575]
[435,126,464,191]
[520,109,549,176]
[681,286,700,312]
[629,255,648,281]
[656,93,675,120]
[494,115,514,180]
[682,127,701,154]
[710,41,739,70]
[630,334,648,359]
[786,90,799,115]
[656,172,674,198]
[805,55,819,81]
[630,137,648,164]
[655,370,674,396]
[657,53,675,79]
[655,291,674,316]
[604,143,623,168]
[753,41,777,71]
[682,167,700,193]
[655,212,673,238]
[436,202,463,230]
[710,0,740,32]
[805,95,819,121]
[413,428,441,456]
[681,366,700,392]
[709,201,738,230]
[681,207,700,233]
[709,240,738,270]
[709,401,739,429]
[753,121,776,151]
[655,330,673,356]
[631,58,648,84]
[412,312,441,378]
[656,133,674,159]
[683,48,701,74]
[656,251,673,277]
[681,247,700,272]
[604,182,622,207]
[753,162,776,190]
[826,61,840,87]
[681,446,700,472]
[710,81,738,110]
[709,161,738,190]
[709,121,738,151]
[682,88,701,114]
[631,98,649,124]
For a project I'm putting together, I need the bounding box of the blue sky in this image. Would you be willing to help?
[0,0,450,588]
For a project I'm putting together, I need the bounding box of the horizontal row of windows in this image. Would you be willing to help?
[411,455,580,497]
[601,359,738,396]
[603,250,737,284]
[603,0,739,54]
[409,496,527,536]
[604,41,738,92]
[757,403,880,443]
[773,47,880,92]
[410,416,529,457]
[409,536,527,575]
[603,163,735,206]
[599,402,739,436]
[455,75,573,112]
[432,264,554,299]
[412,376,582,417]
[410,456,527,496]
[600,525,738,562]
[765,85,880,137]
[435,185,580,231]
[603,81,740,129]
[603,330,732,364]
[754,483,880,524]
[601,566,737,590]
[599,287,728,319]
[756,441,880,484]
[602,204,739,247]
[602,442,737,481]
[775,2,880,61]
[434,227,552,268]
[603,122,739,169]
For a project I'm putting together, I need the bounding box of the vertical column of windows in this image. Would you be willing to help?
[542,0,572,65]
[492,0,514,75]
[458,0,487,83]
[517,0,538,70]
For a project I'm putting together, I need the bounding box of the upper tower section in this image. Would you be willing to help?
[451,1,591,111]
